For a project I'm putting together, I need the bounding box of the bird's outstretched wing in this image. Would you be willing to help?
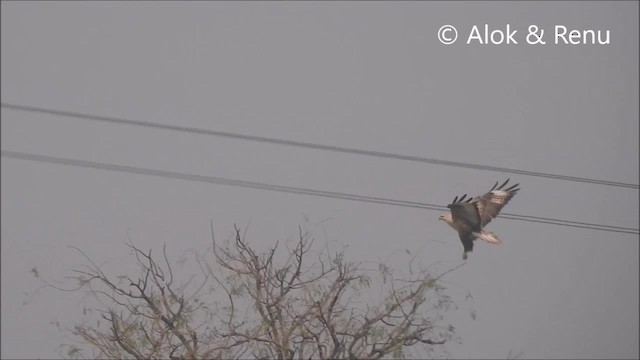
[447,194,481,232]
[474,178,520,227]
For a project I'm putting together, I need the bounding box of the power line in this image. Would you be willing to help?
[2,102,637,190]
[2,150,637,235]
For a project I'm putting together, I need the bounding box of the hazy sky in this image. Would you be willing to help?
[2,2,638,359]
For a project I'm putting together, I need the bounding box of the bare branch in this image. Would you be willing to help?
[59,224,460,360]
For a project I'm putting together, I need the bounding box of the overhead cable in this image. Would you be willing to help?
[2,150,637,235]
[2,103,637,190]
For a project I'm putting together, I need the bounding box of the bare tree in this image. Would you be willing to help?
[60,223,462,359]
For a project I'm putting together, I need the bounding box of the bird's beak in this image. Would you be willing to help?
[438,215,444,221]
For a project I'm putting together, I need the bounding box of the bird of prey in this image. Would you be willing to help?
[439,179,520,260]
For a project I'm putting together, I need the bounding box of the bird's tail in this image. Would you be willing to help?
[473,231,502,245]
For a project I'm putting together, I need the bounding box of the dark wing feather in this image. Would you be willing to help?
[474,178,520,227]
[448,201,482,232]
[448,198,481,257]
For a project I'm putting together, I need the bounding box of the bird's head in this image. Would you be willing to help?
[439,212,454,226]
[438,212,458,230]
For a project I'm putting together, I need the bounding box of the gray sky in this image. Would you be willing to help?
[1,2,638,359]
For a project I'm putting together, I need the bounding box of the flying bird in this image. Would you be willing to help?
[439,179,520,260]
